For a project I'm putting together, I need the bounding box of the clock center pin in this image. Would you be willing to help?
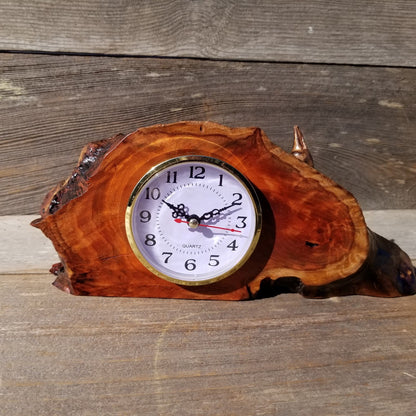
[188,217,200,229]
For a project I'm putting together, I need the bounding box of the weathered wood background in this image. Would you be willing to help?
[0,1,415,415]
[1,1,415,214]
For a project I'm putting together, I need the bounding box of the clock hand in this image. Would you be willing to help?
[200,201,239,221]
[162,200,189,219]
[174,218,242,233]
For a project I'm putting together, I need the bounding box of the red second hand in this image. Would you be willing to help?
[174,218,241,233]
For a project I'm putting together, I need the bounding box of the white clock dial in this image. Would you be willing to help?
[125,156,262,285]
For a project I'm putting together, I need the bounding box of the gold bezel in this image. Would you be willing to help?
[125,155,262,286]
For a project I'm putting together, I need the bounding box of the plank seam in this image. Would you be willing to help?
[0,49,414,70]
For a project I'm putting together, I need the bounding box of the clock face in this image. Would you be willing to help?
[125,155,262,285]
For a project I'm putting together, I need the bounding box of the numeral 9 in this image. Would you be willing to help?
[139,210,151,223]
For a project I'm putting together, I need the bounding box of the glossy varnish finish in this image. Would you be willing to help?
[2,2,416,413]
[31,121,415,299]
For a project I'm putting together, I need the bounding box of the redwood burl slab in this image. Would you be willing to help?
[31,122,415,299]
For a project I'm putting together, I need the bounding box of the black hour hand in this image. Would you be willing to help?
[162,200,189,219]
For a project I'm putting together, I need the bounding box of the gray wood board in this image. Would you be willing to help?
[1,273,416,416]
[1,212,415,275]
[1,212,415,414]
[1,53,415,215]
[0,0,415,66]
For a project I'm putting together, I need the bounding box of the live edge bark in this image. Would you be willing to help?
[31,121,416,300]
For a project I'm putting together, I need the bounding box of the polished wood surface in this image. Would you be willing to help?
[5,213,416,275]
[31,122,415,299]
[1,1,415,414]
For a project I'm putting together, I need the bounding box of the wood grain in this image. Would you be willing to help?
[1,53,415,215]
[1,273,416,415]
[1,1,414,413]
[0,0,415,66]
[3,212,416,275]
[1,214,415,413]
[32,121,381,299]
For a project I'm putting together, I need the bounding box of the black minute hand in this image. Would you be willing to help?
[200,201,239,221]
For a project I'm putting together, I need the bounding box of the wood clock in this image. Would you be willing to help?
[125,155,262,286]
[31,121,415,299]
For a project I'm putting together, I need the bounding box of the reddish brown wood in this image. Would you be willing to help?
[31,121,415,299]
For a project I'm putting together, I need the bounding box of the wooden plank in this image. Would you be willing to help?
[1,211,415,274]
[364,211,416,256]
[0,0,415,66]
[1,53,415,215]
[1,273,415,415]
[0,215,59,274]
